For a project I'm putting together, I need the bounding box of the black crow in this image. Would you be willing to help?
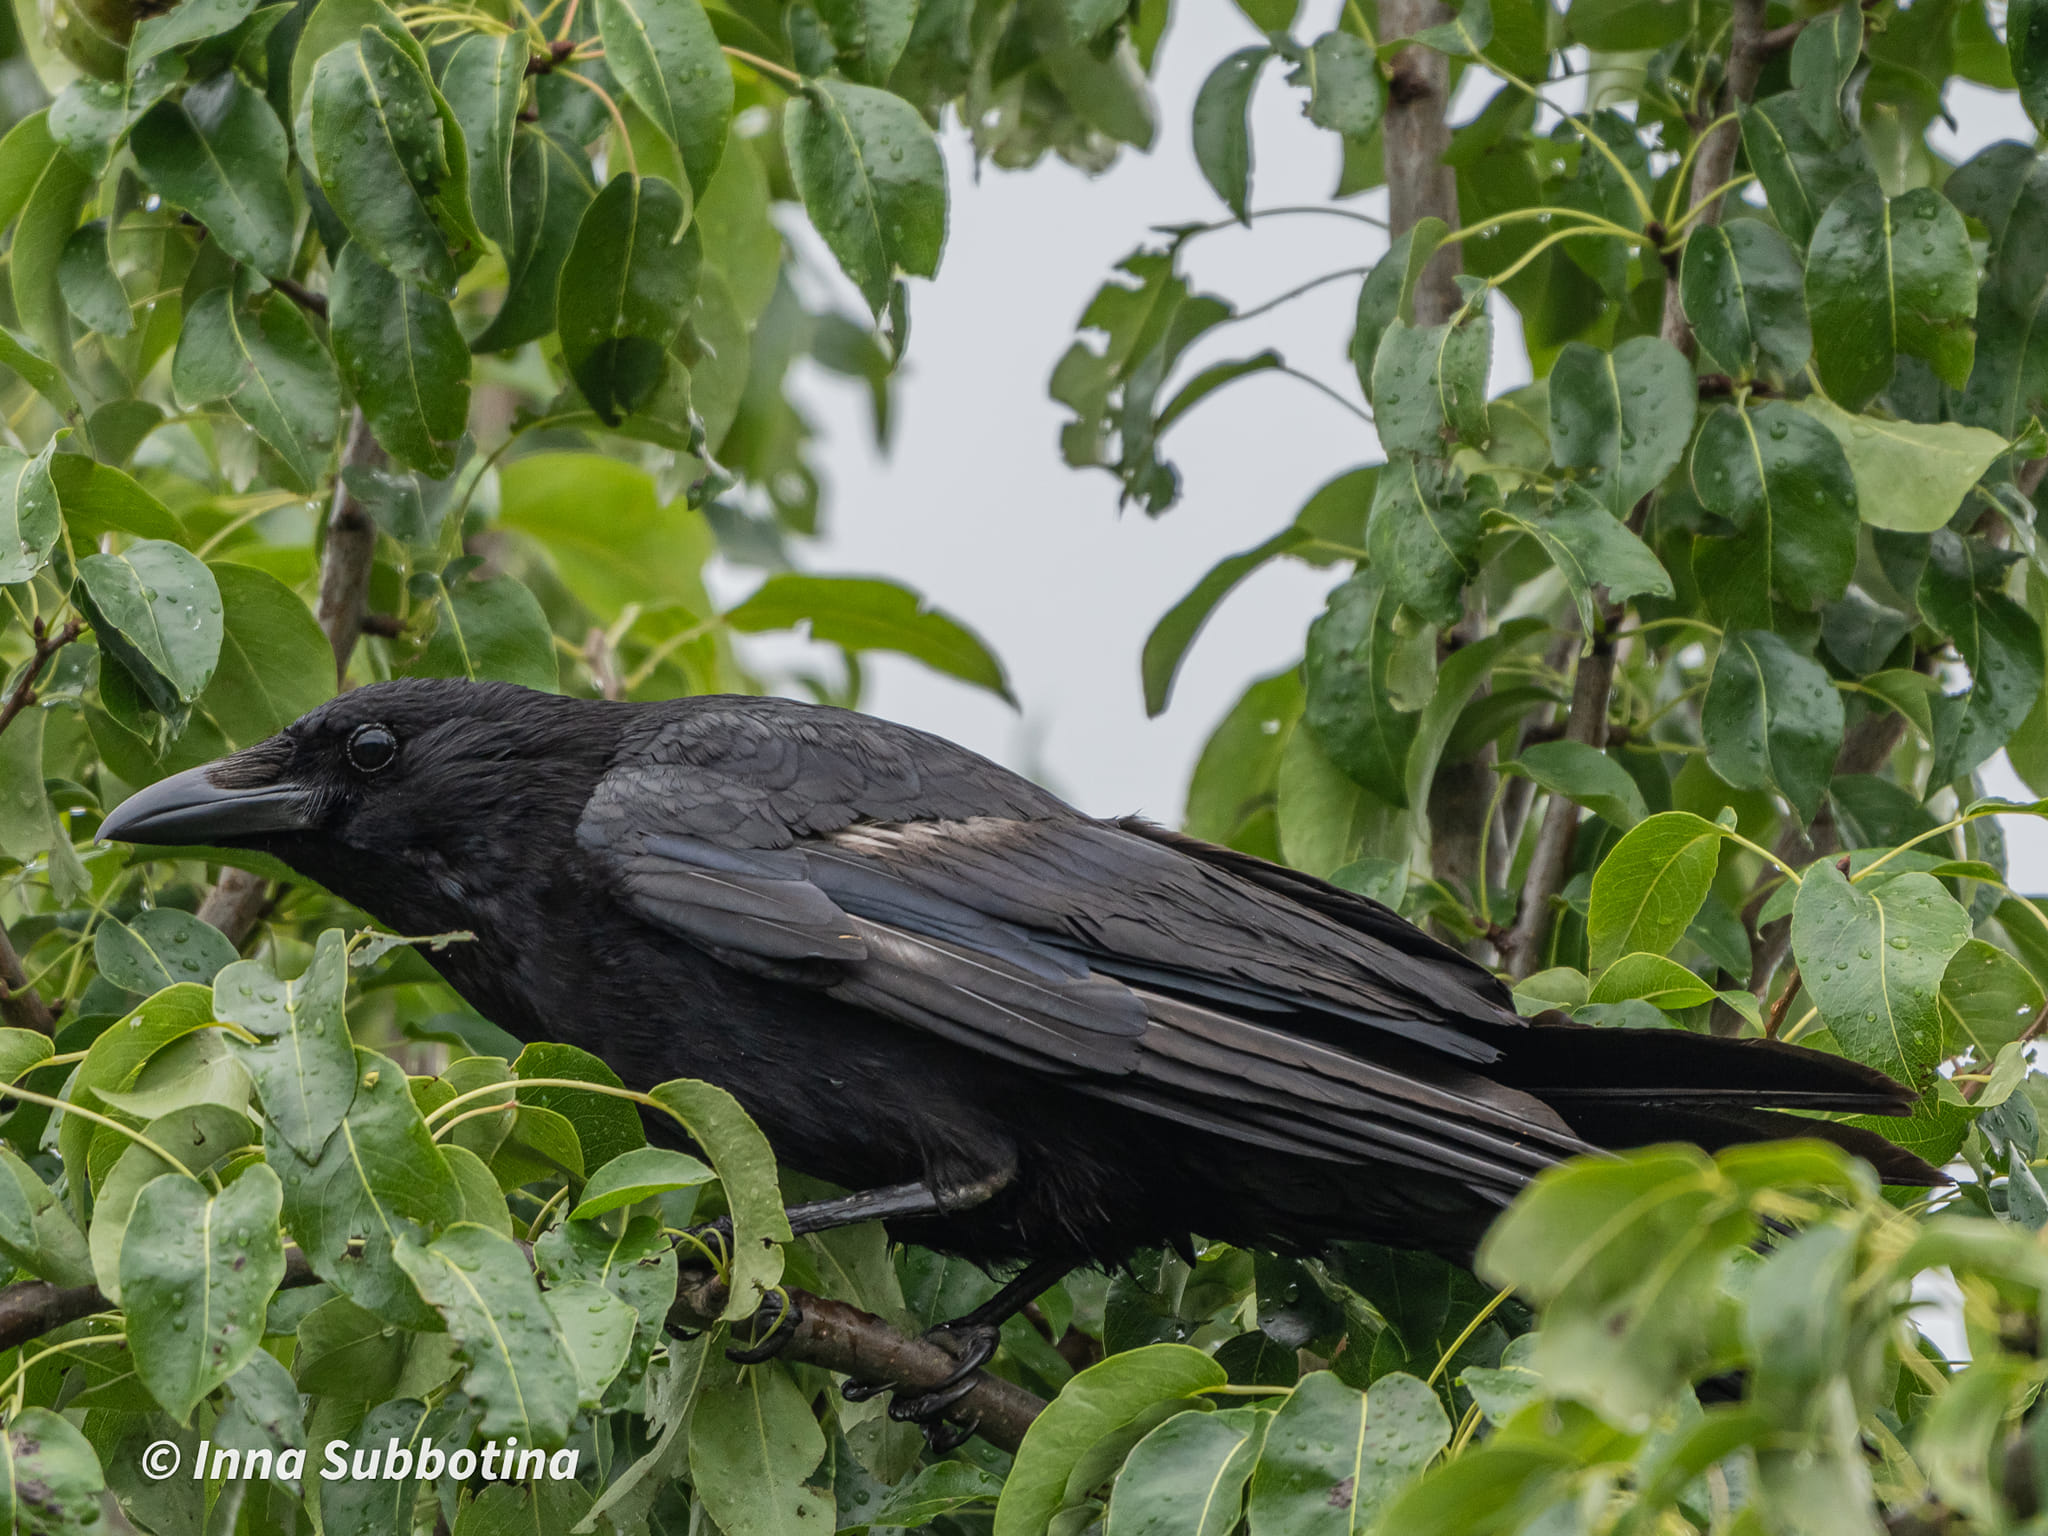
[100,680,1929,1315]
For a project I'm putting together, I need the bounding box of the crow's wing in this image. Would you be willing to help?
[578,701,1597,1196]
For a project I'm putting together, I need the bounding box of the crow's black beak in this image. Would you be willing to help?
[98,761,316,847]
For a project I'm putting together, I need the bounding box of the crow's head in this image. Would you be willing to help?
[98,679,624,925]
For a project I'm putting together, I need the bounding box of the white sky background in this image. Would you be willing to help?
[743,1,2048,888]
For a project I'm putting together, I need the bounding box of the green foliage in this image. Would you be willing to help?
[6,0,2048,1529]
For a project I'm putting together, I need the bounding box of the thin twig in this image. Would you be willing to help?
[0,617,83,743]
[1658,0,1768,355]
[1764,965,1800,1038]
[1502,621,1616,978]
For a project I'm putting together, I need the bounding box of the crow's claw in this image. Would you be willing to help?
[838,1377,887,1403]
[725,1289,802,1364]
[920,1415,979,1454]
[925,1321,1000,1380]
[886,1372,979,1425]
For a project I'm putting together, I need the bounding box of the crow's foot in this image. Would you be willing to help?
[725,1288,803,1364]
[840,1320,1001,1450]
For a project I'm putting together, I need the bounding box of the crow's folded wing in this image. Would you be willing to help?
[579,707,1601,1194]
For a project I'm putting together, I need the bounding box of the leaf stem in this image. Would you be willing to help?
[559,70,637,178]
[723,46,804,88]
[0,1083,210,1185]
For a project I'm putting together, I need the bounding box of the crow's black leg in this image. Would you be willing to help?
[848,1257,1076,1448]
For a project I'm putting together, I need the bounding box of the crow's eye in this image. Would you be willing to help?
[347,724,399,774]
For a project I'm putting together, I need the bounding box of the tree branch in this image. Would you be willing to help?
[0,616,84,1033]
[668,1270,1046,1454]
[315,409,387,684]
[1501,625,1616,979]
[1381,0,1462,326]
[1658,0,1769,355]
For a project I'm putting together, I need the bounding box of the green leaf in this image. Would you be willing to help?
[572,1146,715,1219]
[131,72,294,273]
[218,930,357,1160]
[725,573,1013,701]
[1477,1147,1780,1429]
[813,0,917,83]
[1739,94,1876,250]
[94,908,238,993]
[51,453,181,544]
[0,441,60,584]
[646,1076,791,1318]
[1371,311,1491,454]
[1679,219,1812,379]
[413,570,559,691]
[995,1344,1226,1536]
[89,1103,257,1302]
[58,220,130,337]
[860,1462,1006,1531]
[785,78,947,314]
[688,1365,833,1536]
[77,537,225,716]
[1351,218,1449,386]
[0,1146,94,1286]
[202,562,335,748]
[1365,453,1479,627]
[469,127,593,352]
[0,1028,51,1084]
[2013,0,2048,129]
[172,285,341,493]
[394,1221,582,1443]
[1586,811,1725,970]
[1806,181,1977,409]
[5,113,91,370]
[121,1163,286,1424]
[309,28,455,290]
[1690,402,1858,608]
[1702,630,1845,823]
[1548,335,1695,518]
[1186,666,1301,853]
[1794,396,2006,533]
[512,1040,645,1172]
[1193,46,1270,222]
[330,242,469,475]
[1142,527,1311,717]
[61,984,214,1203]
[1791,862,1973,1085]
[1107,1406,1266,1536]
[557,173,699,425]
[1484,482,1672,639]
[1304,568,1420,806]
[1247,1371,1448,1533]
[439,31,522,250]
[1589,952,1718,1009]
[130,0,258,68]
[0,1410,105,1534]
[1514,739,1647,829]
[543,1280,638,1407]
[596,0,730,196]
[270,1045,462,1329]
[1920,531,2044,784]
[1294,30,1384,141]
[1410,0,1492,55]
[533,1213,676,1387]
[1940,938,2045,1056]
[1792,5,1862,140]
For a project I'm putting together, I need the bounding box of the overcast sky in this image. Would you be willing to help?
[755,4,2048,882]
